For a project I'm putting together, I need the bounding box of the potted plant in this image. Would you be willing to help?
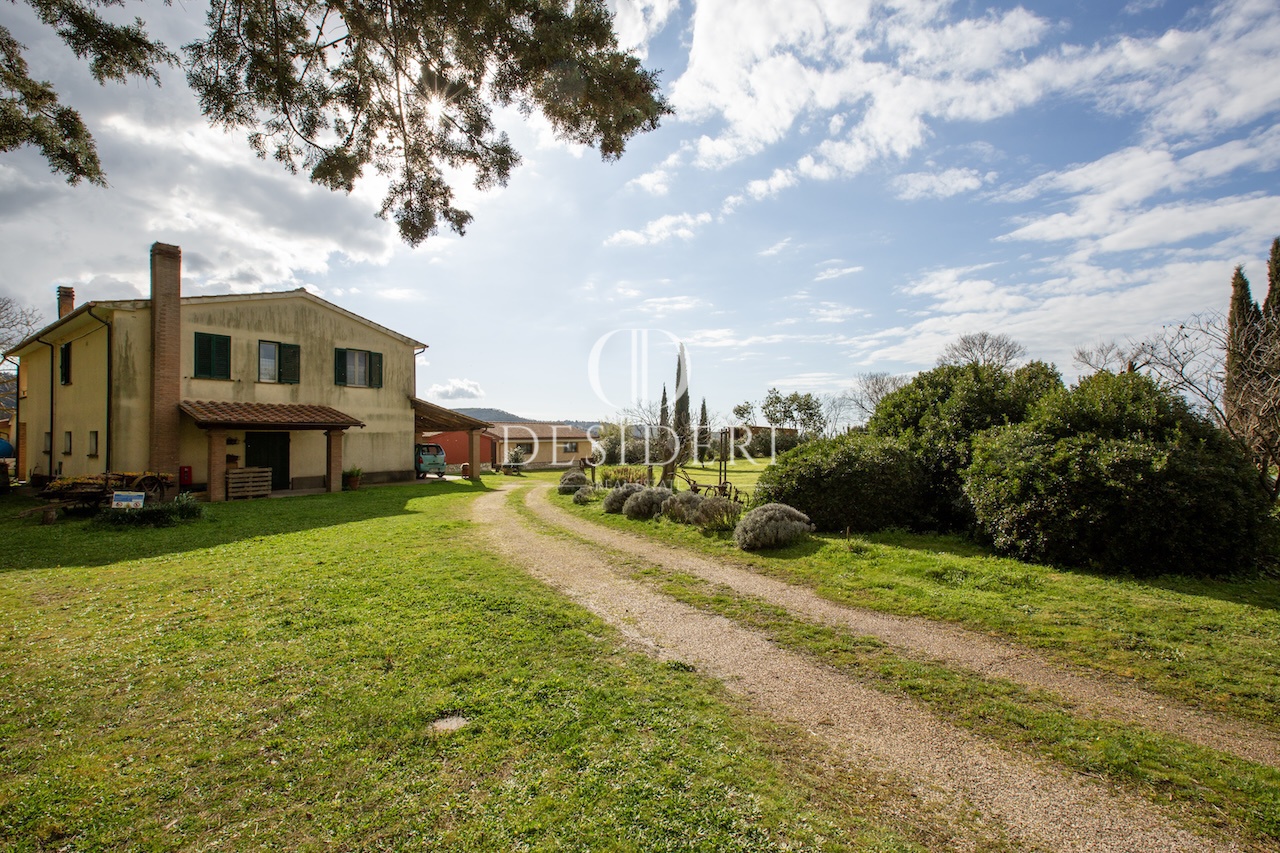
[342,466,363,491]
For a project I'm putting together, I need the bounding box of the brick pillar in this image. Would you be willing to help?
[149,243,182,478]
[57,286,75,318]
[207,428,226,502]
[325,430,343,493]
[468,429,482,482]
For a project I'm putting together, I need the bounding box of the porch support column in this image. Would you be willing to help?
[468,429,482,483]
[207,428,227,502]
[325,429,344,493]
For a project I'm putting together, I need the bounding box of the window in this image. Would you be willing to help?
[194,332,231,380]
[259,341,301,384]
[333,348,383,388]
[59,342,72,385]
[43,432,51,454]
[63,431,72,455]
[515,442,535,455]
[88,430,99,457]
[563,442,579,453]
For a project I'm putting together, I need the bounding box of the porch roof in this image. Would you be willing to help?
[179,400,365,430]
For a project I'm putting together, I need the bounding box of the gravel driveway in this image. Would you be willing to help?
[473,483,1251,853]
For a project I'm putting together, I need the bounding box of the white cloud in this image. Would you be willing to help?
[893,167,992,200]
[629,168,672,195]
[814,265,863,281]
[637,296,708,317]
[604,212,713,246]
[811,302,862,323]
[428,378,486,400]
[607,0,680,56]
[759,237,793,256]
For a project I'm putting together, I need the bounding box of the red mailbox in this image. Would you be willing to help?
[179,465,192,487]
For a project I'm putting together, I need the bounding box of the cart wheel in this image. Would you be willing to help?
[134,475,165,502]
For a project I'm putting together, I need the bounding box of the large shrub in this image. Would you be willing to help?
[598,465,651,487]
[558,469,589,494]
[965,371,1276,576]
[622,487,672,520]
[693,496,743,532]
[602,483,644,514]
[868,361,1062,530]
[662,490,705,524]
[573,485,605,505]
[754,432,926,532]
[733,503,814,551]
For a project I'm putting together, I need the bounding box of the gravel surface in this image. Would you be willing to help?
[473,484,1245,853]
[522,487,1280,770]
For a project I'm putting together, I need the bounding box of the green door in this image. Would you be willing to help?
[245,432,291,491]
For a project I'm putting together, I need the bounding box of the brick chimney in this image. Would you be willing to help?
[57,286,74,318]
[149,243,182,478]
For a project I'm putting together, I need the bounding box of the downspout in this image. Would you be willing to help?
[86,306,111,472]
[36,337,54,477]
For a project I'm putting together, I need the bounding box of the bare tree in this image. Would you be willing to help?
[846,372,910,423]
[1,296,42,418]
[938,332,1027,369]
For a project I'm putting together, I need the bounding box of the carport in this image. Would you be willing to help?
[410,398,492,482]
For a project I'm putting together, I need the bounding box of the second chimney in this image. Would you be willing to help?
[57,286,75,318]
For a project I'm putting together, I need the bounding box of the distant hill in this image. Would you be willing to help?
[453,407,528,423]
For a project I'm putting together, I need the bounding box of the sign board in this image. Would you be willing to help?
[111,491,146,509]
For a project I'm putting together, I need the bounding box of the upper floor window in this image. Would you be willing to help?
[194,332,231,380]
[59,342,72,385]
[259,341,301,384]
[333,348,383,388]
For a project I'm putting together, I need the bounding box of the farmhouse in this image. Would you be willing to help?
[5,242,487,499]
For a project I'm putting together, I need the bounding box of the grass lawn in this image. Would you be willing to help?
[544,489,1280,844]
[0,482,938,851]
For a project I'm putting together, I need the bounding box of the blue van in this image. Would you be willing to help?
[415,443,447,478]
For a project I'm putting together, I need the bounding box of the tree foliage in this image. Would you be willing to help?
[672,346,691,463]
[867,360,1063,529]
[4,0,671,243]
[966,371,1276,576]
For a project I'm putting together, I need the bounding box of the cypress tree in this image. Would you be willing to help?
[1264,236,1280,323]
[698,398,710,462]
[1225,265,1262,424]
[659,384,669,430]
[673,347,692,463]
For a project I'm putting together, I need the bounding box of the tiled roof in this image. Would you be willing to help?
[180,400,365,429]
[484,422,591,441]
[411,398,492,432]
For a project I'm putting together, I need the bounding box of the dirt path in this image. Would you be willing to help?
[473,484,1243,853]
[524,485,1280,771]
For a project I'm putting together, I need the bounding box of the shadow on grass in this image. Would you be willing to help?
[0,479,496,573]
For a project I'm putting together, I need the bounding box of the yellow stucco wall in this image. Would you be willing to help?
[13,292,418,488]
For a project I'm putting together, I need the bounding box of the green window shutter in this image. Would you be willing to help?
[212,335,231,380]
[334,348,347,386]
[59,343,72,385]
[194,333,213,378]
[280,343,301,384]
[370,352,383,388]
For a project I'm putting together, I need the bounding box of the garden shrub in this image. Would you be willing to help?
[622,487,673,521]
[573,485,606,505]
[603,483,645,514]
[754,432,927,533]
[965,371,1277,576]
[558,469,590,494]
[598,465,651,487]
[94,493,205,528]
[693,496,743,532]
[733,503,814,551]
[868,361,1062,530]
[662,490,706,524]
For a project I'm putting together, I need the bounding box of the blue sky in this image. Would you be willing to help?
[3,0,1279,423]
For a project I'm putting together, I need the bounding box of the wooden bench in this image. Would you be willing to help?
[226,467,273,500]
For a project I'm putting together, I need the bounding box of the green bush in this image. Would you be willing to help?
[94,493,205,528]
[965,371,1276,576]
[598,465,651,487]
[602,483,645,514]
[868,361,1062,530]
[558,469,590,494]
[733,503,814,551]
[693,496,743,532]
[754,433,927,532]
[662,490,705,524]
[622,487,672,521]
[572,485,605,505]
